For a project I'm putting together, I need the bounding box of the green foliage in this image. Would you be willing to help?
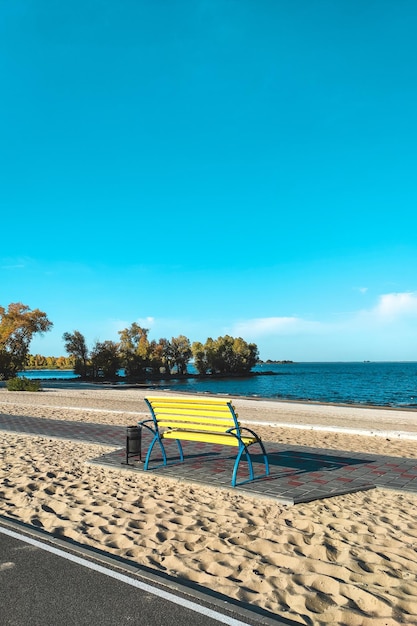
[118,324,151,378]
[26,354,75,369]
[90,340,121,379]
[169,335,192,375]
[191,341,209,375]
[147,338,171,375]
[59,326,259,382]
[0,303,53,379]
[6,377,42,392]
[62,330,89,378]
[192,336,259,375]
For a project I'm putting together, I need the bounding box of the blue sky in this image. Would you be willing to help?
[2,1,417,361]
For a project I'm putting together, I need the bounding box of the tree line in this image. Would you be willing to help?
[63,326,259,380]
[1,302,259,381]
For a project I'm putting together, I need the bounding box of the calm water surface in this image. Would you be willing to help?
[19,362,417,408]
[154,362,417,408]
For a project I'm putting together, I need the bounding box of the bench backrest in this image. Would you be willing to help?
[144,396,240,434]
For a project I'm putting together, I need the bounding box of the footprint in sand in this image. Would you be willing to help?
[90,504,115,516]
[124,548,145,560]
[8,493,29,508]
[201,559,236,578]
[103,534,133,551]
[350,569,400,589]
[160,554,189,574]
[287,532,310,549]
[340,584,392,616]
[41,504,56,514]
[137,537,160,550]
[127,519,147,531]
[304,591,337,614]
[30,516,44,528]
[43,500,70,517]
[396,598,417,616]
[24,483,38,493]
[155,530,176,543]
[205,539,233,555]
[227,534,249,547]
[294,573,341,596]
[83,526,107,542]
[119,492,141,504]
[400,581,417,596]
[169,515,196,527]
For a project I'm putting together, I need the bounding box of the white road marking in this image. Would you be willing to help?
[0,525,251,626]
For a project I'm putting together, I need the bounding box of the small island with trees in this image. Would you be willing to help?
[1,302,292,387]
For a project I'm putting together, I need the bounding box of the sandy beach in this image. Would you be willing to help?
[1,385,417,625]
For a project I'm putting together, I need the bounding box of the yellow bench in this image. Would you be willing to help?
[139,396,270,487]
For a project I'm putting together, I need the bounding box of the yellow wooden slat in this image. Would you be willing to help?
[151,402,231,411]
[153,411,233,423]
[158,422,233,433]
[162,431,256,446]
[156,414,234,426]
[146,396,231,407]
[152,408,231,418]
[150,401,230,409]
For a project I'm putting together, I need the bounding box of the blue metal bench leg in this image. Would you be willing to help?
[232,442,270,486]
[144,435,167,470]
[258,440,270,477]
[174,439,184,461]
[232,445,254,487]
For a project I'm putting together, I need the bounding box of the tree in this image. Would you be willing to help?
[27,353,47,368]
[148,338,170,375]
[230,336,259,373]
[0,303,53,379]
[192,336,221,374]
[90,340,121,379]
[192,335,258,375]
[62,330,89,378]
[169,335,192,375]
[118,323,151,379]
[191,341,209,375]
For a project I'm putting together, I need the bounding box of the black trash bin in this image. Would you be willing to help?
[124,425,142,464]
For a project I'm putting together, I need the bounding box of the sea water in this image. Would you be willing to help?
[153,362,417,408]
[18,369,79,380]
[18,362,417,408]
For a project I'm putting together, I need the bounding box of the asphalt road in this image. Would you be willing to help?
[0,520,293,626]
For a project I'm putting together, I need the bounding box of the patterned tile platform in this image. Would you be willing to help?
[1,413,417,505]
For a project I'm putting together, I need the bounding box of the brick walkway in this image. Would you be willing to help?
[1,413,417,505]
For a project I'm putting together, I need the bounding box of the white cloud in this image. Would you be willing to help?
[135,316,156,327]
[232,293,417,360]
[232,291,417,349]
[233,316,324,337]
[371,292,417,320]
